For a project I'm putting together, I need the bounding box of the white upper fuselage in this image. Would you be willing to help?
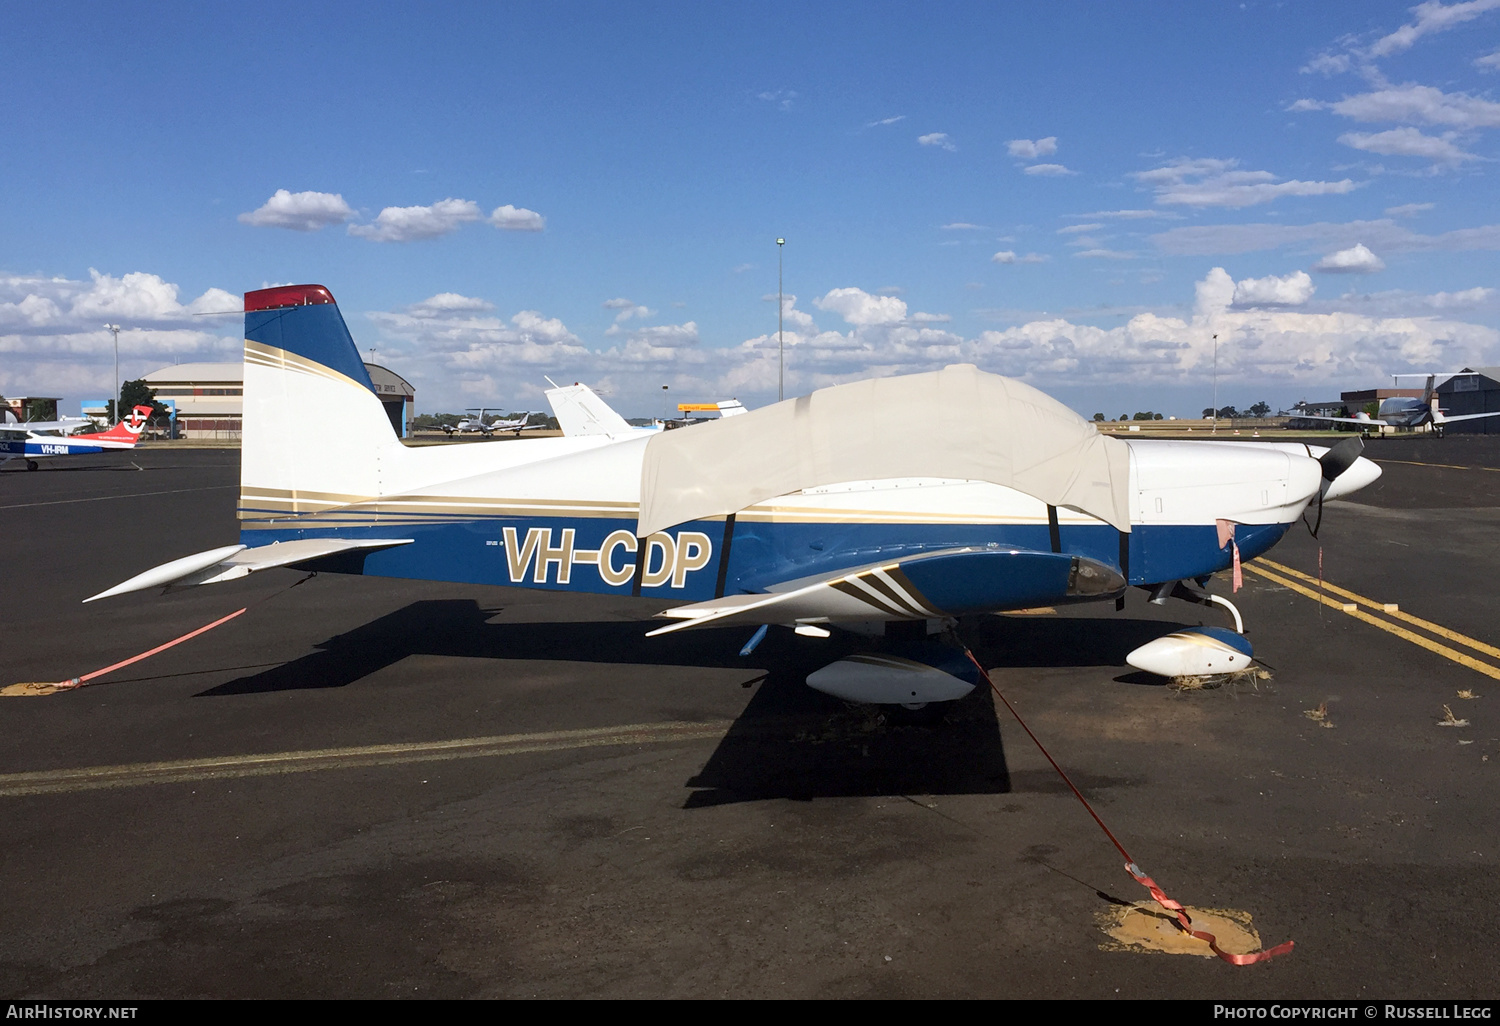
[245,426,1338,533]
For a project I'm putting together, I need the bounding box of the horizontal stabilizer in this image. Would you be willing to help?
[645,545,1124,636]
[84,538,413,602]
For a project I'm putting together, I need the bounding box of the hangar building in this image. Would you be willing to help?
[142,362,415,439]
[1435,367,1500,435]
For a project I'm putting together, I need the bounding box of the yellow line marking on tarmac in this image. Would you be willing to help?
[1372,458,1500,472]
[1245,561,1500,682]
[0,485,237,511]
[0,720,734,798]
[1256,557,1500,661]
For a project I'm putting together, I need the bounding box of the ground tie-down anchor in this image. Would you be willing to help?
[955,633,1294,965]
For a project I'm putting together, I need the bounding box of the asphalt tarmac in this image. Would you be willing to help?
[1,438,1498,999]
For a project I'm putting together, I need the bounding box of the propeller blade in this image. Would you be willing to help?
[1319,436,1364,482]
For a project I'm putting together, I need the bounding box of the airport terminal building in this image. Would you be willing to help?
[142,361,415,439]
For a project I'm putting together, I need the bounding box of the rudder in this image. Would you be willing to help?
[240,284,398,524]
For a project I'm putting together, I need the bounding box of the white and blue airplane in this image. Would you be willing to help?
[1,406,153,471]
[86,284,1383,703]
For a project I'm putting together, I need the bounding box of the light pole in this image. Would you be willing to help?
[777,237,785,402]
[104,324,121,424]
[1211,333,1218,435]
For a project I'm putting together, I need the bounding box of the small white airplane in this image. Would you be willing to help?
[87,284,1384,706]
[1,406,153,471]
[442,408,544,437]
[1297,375,1500,437]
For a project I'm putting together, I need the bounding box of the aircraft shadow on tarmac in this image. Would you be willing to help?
[199,599,1183,806]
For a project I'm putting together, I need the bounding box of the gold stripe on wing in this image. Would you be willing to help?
[883,566,943,617]
[830,580,907,616]
[843,572,925,618]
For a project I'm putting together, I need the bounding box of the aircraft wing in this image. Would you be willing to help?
[645,545,1125,636]
[9,417,93,433]
[1294,413,1386,426]
[84,537,414,602]
[1438,410,1500,423]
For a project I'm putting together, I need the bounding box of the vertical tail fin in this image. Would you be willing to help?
[544,380,635,437]
[71,406,153,445]
[100,405,152,439]
[240,285,397,521]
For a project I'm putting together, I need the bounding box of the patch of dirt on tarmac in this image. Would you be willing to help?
[1096,900,1263,958]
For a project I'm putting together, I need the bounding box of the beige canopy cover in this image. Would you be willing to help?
[636,364,1132,537]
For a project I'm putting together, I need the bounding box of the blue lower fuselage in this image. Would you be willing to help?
[239,514,1288,610]
[0,439,108,458]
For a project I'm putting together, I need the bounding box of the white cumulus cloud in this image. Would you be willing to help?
[1314,244,1387,273]
[1339,126,1476,162]
[603,297,652,323]
[992,251,1049,264]
[0,270,241,397]
[238,189,355,231]
[407,293,496,317]
[1007,137,1057,159]
[1024,163,1076,176]
[348,198,484,242]
[815,287,909,326]
[1232,270,1316,307]
[1428,286,1494,307]
[1135,158,1356,208]
[1370,0,1500,57]
[918,133,956,151]
[604,321,700,347]
[970,266,1497,389]
[490,204,546,231]
[1324,83,1500,129]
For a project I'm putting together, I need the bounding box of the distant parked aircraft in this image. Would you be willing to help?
[442,408,544,437]
[1298,375,1500,437]
[1,406,153,470]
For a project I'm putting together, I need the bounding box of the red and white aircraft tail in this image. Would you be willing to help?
[71,406,154,449]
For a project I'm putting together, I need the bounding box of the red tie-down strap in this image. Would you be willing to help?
[962,645,1293,966]
[1217,519,1244,593]
[1124,862,1294,965]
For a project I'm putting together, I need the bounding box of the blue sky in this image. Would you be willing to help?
[5,0,1500,418]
